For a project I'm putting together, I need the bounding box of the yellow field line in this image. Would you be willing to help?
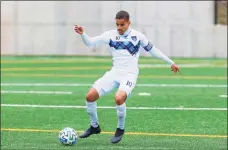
[1,64,227,71]
[1,73,227,80]
[1,66,110,71]
[1,128,227,138]
[1,128,60,133]
[1,59,227,64]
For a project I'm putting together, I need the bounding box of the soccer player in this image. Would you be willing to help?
[74,10,180,144]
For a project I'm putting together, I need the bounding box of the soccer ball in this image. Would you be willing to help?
[58,127,78,146]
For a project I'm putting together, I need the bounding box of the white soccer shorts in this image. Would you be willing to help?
[92,69,138,97]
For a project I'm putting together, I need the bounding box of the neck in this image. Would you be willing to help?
[119,27,131,37]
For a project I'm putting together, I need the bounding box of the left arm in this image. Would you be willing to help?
[140,34,180,74]
[146,44,175,65]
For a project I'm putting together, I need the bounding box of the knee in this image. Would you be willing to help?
[86,93,96,102]
[115,95,125,105]
[86,88,99,102]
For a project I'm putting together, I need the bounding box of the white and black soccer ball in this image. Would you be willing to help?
[59,127,78,146]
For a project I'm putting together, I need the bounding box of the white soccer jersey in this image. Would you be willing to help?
[81,27,174,74]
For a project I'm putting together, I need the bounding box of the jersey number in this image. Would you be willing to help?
[126,81,132,87]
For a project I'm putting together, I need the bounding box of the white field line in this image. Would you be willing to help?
[0,90,72,95]
[139,63,227,68]
[138,92,151,96]
[0,146,173,150]
[1,104,227,111]
[219,95,228,98]
[1,83,227,88]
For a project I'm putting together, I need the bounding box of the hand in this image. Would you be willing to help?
[171,64,181,75]
[74,25,84,34]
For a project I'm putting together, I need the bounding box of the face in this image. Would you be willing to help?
[115,19,130,35]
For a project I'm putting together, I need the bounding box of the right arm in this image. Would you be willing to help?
[81,32,109,46]
[74,25,109,46]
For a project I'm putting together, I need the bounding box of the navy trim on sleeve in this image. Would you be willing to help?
[143,42,153,51]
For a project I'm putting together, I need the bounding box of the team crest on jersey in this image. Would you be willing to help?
[131,36,137,42]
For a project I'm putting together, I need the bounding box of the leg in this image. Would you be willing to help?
[86,88,100,128]
[115,90,127,129]
[79,87,101,138]
[111,74,138,144]
[80,71,118,139]
[110,90,127,144]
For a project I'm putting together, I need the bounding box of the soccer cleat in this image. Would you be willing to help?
[110,128,125,144]
[79,125,101,138]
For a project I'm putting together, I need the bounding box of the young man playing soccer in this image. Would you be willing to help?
[74,10,180,144]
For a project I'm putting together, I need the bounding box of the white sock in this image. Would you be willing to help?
[86,101,99,128]
[116,103,126,130]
